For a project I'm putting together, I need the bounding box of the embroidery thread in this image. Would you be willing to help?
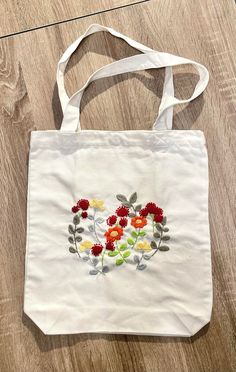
[67,193,170,275]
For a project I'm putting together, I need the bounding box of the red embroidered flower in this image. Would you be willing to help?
[156,207,163,216]
[78,199,89,210]
[105,226,123,242]
[119,217,128,227]
[131,216,147,228]
[139,208,149,217]
[154,214,163,223]
[105,241,115,251]
[107,215,117,226]
[72,205,79,213]
[116,206,129,217]
[81,211,88,219]
[145,202,158,214]
[91,244,103,256]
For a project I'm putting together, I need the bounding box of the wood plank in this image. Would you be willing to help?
[0,0,236,371]
[0,0,146,37]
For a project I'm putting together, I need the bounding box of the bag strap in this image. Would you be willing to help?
[57,24,209,132]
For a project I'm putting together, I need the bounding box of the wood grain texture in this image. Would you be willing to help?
[0,0,146,37]
[0,0,236,371]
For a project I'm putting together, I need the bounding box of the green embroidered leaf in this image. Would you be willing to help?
[163,227,169,232]
[153,232,161,239]
[131,231,138,238]
[88,215,94,220]
[151,240,157,249]
[162,235,170,241]
[119,243,128,251]
[89,269,99,275]
[73,215,80,225]
[108,250,119,257]
[75,236,82,242]
[96,217,104,224]
[102,266,109,273]
[116,194,128,203]
[156,223,163,231]
[129,192,137,204]
[68,236,74,244]
[162,216,167,226]
[123,250,131,258]
[76,227,84,233]
[129,213,136,218]
[116,258,124,266]
[127,238,135,245]
[68,225,75,234]
[69,246,76,253]
[88,225,94,232]
[135,204,142,212]
[137,264,147,270]
[159,245,170,251]
[133,255,140,264]
[139,231,146,237]
[143,254,151,260]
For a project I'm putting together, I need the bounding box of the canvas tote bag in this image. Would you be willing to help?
[24,24,212,336]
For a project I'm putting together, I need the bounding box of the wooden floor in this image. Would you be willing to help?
[0,0,236,371]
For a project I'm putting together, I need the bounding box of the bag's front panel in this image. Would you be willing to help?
[24,130,212,335]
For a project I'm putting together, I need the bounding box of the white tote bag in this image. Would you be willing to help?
[24,24,212,336]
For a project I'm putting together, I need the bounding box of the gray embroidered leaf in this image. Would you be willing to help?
[122,202,131,208]
[116,258,124,266]
[143,254,151,260]
[68,236,74,244]
[75,236,82,242]
[162,216,167,226]
[131,231,138,238]
[102,266,109,273]
[129,213,136,218]
[122,250,131,258]
[89,269,99,275]
[153,232,161,239]
[159,245,170,251]
[92,258,99,266]
[108,250,119,257]
[116,194,128,203]
[69,246,77,253]
[137,264,147,270]
[133,255,140,264]
[162,235,170,241]
[83,256,89,261]
[85,250,90,255]
[151,240,157,249]
[73,215,80,225]
[139,230,146,237]
[68,225,75,234]
[76,227,84,233]
[88,225,94,232]
[129,192,137,204]
[88,215,94,220]
[135,204,142,212]
[156,223,163,231]
[163,227,169,232]
[95,217,104,224]
[119,243,127,251]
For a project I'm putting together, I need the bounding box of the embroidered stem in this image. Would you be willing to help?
[73,222,81,258]
[150,229,163,258]
[116,241,127,263]
[93,209,102,244]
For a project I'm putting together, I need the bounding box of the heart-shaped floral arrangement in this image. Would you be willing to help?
[67,192,170,275]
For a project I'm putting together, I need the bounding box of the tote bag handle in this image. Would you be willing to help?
[57,24,209,132]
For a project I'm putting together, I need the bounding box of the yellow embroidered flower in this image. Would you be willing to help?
[80,240,93,252]
[89,199,105,211]
[135,240,152,252]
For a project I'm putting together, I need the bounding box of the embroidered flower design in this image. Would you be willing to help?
[105,226,124,242]
[90,199,105,211]
[131,216,147,228]
[67,192,171,275]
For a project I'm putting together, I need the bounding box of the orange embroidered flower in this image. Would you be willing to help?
[131,216,147,228]
[104,226,123,242]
